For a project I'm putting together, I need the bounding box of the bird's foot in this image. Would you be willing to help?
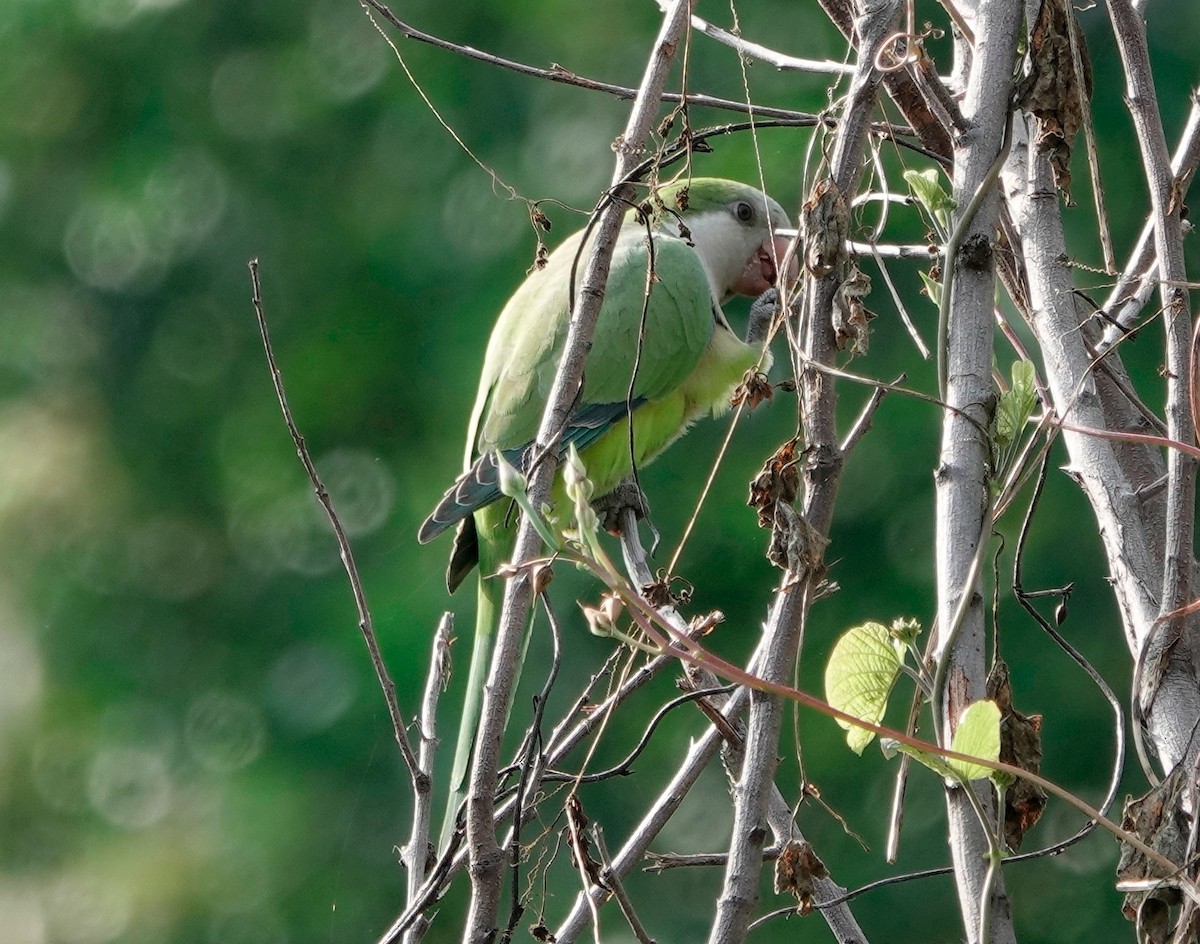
[592,478,651,536]
[746,287,781,346]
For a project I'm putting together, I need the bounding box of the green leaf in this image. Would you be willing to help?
[903,168,956,233]
[879,738,956,780]
[493,450,562,552]
[563,443,602,557]
[879,699,1001,784]
[495,450,527,500]
[995,359,1037,446]
[918,270,942,307]
[947,699,1001,782]
[824,621,903,754]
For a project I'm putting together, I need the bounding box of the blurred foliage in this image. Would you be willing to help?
[2,1,1199,942]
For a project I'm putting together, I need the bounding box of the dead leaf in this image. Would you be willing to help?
[767,502,828,577]
[1018,0,1093,198]
[774,839,829,915]
[731,370,774,409]
[832,263,875,354]
[565,794,606,891]
[643,570,693,608]
[801,178,848,277]
[688,610,724,637]
[748,439,801,530]
[1118,765,1188,933]
[986,660,1046,850]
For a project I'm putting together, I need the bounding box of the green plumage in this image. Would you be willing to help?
[418,177,791,847]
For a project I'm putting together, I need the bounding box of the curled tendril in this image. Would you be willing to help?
[873,32,917,72]
[873,24,944,74]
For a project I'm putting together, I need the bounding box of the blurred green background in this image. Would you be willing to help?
[2,1,1198,942]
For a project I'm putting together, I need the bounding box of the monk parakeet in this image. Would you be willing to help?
[418,177,792,844]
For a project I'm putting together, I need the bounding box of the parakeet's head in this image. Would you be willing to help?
[648,177,794,302]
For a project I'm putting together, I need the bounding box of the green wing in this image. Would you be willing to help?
[419,226,716,548]
[477,227,715,456]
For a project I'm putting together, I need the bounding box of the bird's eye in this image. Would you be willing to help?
[734,201,755,223]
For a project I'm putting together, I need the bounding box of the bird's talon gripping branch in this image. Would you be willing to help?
[591,478,651,535]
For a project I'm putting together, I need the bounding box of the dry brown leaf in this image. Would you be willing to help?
[748,439,800,530]
[564,794,606,890]
[774,839,829,915]
[801,178,848,277]
[986,660,1046,850]
[833,263,875,354]
[1019,0,1093,198]
[1118,767,1189,932]
[731,370,774,410]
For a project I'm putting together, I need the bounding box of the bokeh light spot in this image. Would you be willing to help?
[441,169,525,264]
[207,906,288,944]
[307,0,388,101]
[0,399,113,546]
[75,0,186,30]
[0,159,12,221]
[211,50,304,140]
[87,747,172,829]
[519,107,612,202]
[0,880,44,944]
[128,516,223,602]
[151,295,238,386]
[185,691,264,773]
[141,148,229,259]
[63,196,153,292]
[265,642,355,735]
[0,610,43,728]
[42,873,131,944]
[32,730,93,814]
[0,284,101,382]
[228,491,339,577]
[0,53,85,140]
[316,449,395,537]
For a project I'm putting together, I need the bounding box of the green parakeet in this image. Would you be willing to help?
[418,176,792,845]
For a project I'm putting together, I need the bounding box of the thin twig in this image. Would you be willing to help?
[247,259,421,787]
[852,239,938,258]
[864,243,932,358]
[1013,454,1127,850]
[839,375,897,455]
[500,593,563,944]
[709,2,900,939]
[459,6,695,939]
[651,0,855,75]
[594,829,657,944]
[365,0,833,123]
[1096,90,1200,354]
[403,612,453,944]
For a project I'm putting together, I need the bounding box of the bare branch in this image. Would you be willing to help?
[1107,0,1199,780]
[364,0,830,123]
[247,259,422,787]
[403,613,453,944]
[554,691,748,943]
[650,0,855,75]
[460,5,694,940]
[931,0,1023,938]
[708,3,901,941]
[1097,90,1200,354]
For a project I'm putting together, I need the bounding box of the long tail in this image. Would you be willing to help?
[438,563,499,851]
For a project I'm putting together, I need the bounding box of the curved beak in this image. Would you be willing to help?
[733,233,799,297]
